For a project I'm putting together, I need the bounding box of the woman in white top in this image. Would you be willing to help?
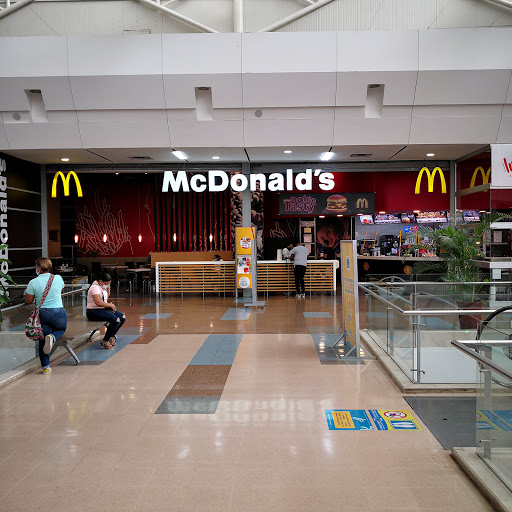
[86,272,126,349]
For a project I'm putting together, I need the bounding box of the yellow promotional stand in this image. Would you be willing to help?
[235,227,265,308]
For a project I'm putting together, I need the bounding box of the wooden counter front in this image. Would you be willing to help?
[156,260,338,294]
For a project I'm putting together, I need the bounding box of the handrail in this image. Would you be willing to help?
[451,340,512,382]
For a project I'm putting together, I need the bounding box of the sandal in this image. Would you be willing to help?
[100,340,114,350]
[109,337,116,347]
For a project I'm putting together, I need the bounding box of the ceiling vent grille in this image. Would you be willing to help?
[350,153,372,158]
[128,156,153,161]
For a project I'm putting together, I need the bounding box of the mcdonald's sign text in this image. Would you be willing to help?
[51,171,83,198]
[279,192,374,216]
[415,167,447,195]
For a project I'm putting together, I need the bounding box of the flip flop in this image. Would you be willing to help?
[100,341,114,350]
[109,337,116,347]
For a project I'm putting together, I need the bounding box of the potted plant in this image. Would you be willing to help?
[0,244,16,323]
[405,213,505,329]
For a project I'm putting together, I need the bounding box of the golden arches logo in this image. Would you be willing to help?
[415,167,446,194]
[470,166,491,188]
[51,171,83,198]
[356,198,368,209]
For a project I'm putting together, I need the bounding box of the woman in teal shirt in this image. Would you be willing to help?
[25,258,67,375]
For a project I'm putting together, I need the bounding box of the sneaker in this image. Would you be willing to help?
[42,367,51,375]
[43,334,55,354]
[296,294,301,298]
[301,293,306,298]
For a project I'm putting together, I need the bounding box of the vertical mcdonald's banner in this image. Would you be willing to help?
[235,227,254,289]
[491,144,512,189]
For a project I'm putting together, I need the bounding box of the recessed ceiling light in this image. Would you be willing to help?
[172,151,187,160]
[357,213,363,216]
[413,210,420,213]
[479,210,486,213]
[212,156,220,160]
[336,214,343,217]
[426,153,435,157]
[115,172,119,175]
[379,211,386,214]
[320,152,334,161]
[61,158,70,162]
[284,150,292,154]
[319,215,325,218]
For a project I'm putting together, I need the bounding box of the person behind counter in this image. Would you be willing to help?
[213,254,223,262]
[86,273,126,350]
[282,243,294,262]
[290,243,309,298]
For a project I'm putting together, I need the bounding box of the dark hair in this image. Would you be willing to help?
[214,254,221,259]
[97,272,112,283]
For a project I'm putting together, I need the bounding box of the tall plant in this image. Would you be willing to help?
[0,244,15,323]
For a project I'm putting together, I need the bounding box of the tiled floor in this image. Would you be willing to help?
[0,294,494,511]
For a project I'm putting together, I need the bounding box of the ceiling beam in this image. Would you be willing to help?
[259,0,334,32]
[0,0,35,20]
[136,0,219,33]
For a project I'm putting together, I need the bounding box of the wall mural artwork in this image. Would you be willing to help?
[77,194,133,256]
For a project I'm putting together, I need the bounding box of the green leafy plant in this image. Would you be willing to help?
[0,244,16,322]
[405,213,507,303]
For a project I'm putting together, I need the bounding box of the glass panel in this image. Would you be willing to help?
[476,344,512,491]
[388,307,415,382]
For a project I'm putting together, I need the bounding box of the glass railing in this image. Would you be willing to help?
[0,283,89,377]
[360,281,512,384]
[452,339,512,492]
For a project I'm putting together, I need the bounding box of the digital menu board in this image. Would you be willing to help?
[375,214,401,224]
[401,213,415,224]
[463,210,480,222]
[359,215,374,225]
[416,211,447,224]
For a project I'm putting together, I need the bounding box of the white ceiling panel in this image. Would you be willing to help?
[419,28,512,70]
[244,119,334,147]
[79,120,171,148]
[0,77,75,111]
[0,149,112,165]
[415,70,511,105]
[246,147,331,162]
[69,76,166,110]
[330,145,404,161]
[338,31,418,72]
[507,77,512,104]
[168,120,244,148]
[174,148,248,163]
[4,123,82,149]
[409,116,501,144]
[77,109,168,123]
[333,117,412,145]
[68,35,163,76]
[243,73,336,108]
[412,104,503,117]
[163,74,243,109]
[242,32,337,74]
[336,71,418,106]
[162,33,242,75]
[389,144,487,161]
[497,115,512,143]
[0,36,68,77]
[244,107,334,120]
[0,124,9,151]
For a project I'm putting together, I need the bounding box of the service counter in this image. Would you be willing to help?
[357,255,441,281]
[156,260,339,295]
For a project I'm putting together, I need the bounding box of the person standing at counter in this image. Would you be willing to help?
[282,243,294,262]
[290,243,309,298]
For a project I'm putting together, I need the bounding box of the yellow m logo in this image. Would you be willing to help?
[356,198,368,209]
[470,166,491,188]
[415,167,446,194]
[51,171,83,198]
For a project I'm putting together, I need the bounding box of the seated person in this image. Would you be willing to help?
[86,272,126,350]
[213,254,223,261]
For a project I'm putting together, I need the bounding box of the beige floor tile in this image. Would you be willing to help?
[85,486,144,512]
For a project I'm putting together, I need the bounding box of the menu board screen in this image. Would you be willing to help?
[416,211,447,223]
[463,210,480,222]
[401,213,416,224]
[359,215,374,225]
[375,214,401,224]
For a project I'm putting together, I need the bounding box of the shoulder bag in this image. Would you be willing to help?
[25,275,55,340]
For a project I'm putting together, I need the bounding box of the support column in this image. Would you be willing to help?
[41,165,48,258]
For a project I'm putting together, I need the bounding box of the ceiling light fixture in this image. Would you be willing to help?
[212,156,220,160]
[413,210,420,213]
[320,152,334,161]
[61,158,70,162]
[172,151,187,160]
[426,153,435,157]
[319,215,325,218]
[74,234,79,244]
[103,234,107,243]
[284,150,292,154]
[337,214,343,217]
[115,172,119,175]
[357,213,363,216]
[379,211,386,214]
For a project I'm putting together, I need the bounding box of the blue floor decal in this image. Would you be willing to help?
[221,308,251,321]
[303,312,332,318]
[140,313,173,319]
[189,334,244,365]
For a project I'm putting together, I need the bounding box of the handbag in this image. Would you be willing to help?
[25,275,55,340]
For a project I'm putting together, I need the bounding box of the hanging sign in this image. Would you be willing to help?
[491,144,512,189]
[51,171,83,198]
[414,167,447,194]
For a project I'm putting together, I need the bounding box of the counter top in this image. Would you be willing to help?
[357,255,441,262]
